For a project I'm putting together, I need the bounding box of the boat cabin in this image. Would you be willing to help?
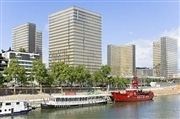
[0,101,31,116]
[41,93,109,108]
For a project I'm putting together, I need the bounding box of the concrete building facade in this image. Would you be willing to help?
[153,36,178,78]
[49,6,101,72]
[12,23,36,53]
[12,23,42,57]
[107,44,136,76]
[160,36,178,78]
[35,31,42,57]
[153,41,161,77]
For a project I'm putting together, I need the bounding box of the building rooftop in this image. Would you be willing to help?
[49,6,101,17]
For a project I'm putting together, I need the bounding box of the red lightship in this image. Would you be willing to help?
[111,77,154,102]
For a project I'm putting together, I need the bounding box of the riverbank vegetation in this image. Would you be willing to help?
[0,59,130,91]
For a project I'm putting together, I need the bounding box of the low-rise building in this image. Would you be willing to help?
[136,67,153,77]
[0,53,8,72]
[2,51,40,74]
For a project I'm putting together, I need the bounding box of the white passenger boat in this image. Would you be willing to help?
[0,101,32,116]
[41,92,109,109]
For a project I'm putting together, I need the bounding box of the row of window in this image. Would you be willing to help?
[55,96,104,102]
[0,102,20,107]
[0,109,12,112]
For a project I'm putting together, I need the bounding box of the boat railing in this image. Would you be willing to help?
[54,99,105,105]
[0,102,2,108]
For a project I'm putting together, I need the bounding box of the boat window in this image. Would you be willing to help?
[6,103,11,105]
[0,110,2,112]
[16,102,20,105]
[24,102,28,108]
[5,109,7,111]
[0,102,2,107]
[56,98,60,102]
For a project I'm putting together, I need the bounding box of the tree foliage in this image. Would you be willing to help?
[92,65,111,86]
[2,60,130,89]
[113,76,130,89]
[0,73,5,86]
[32,59,48,86]
[18,48,26,52]
[4,59,27,85]
[75,65,91,87]
[49,62,65,86]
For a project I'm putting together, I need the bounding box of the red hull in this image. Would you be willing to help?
[111,90,154,102]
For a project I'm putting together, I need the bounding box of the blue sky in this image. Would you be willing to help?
[0,0,179,69]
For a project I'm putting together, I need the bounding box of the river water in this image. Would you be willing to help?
[2,94,180,119]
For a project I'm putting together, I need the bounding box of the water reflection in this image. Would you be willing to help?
[1,95,180,119]
[41,105,107,119]
[108,101,154,119]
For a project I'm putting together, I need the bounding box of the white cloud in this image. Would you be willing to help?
[130,39,153,67]
[128,31,134,35]
[161,27,180,39]
[128,27,180,69]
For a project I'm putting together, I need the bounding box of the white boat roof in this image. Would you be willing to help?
[51,93,109,98]
[126,88,139,91]
[0,100,27,103]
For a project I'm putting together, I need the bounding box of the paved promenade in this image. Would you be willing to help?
[144,84,180,96]
[0,85,179,108]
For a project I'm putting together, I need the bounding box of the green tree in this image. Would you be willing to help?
[17,65,26,85]
[18,48,26,52]
[4,59,19,83]
[32,59,48,93]
[92,65,111,86]
[114,76,130,89]
[101,65,111,78]
[4,59,27,94]
[67,66,76,87]
[49,62,68,86]
[27,73,35,94]
[75,65,91,87]
[4,59,27,84]
[0,73,5,86]
[92,70,104,86]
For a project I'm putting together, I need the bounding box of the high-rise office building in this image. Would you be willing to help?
[35,31,42,57]
[153,41,161,77]
[49,6,101,72]
[107,44,136,76]
[160,36,178,78]
[153,36,178,78]
[13,23,36,53]
[12,23,42,57]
